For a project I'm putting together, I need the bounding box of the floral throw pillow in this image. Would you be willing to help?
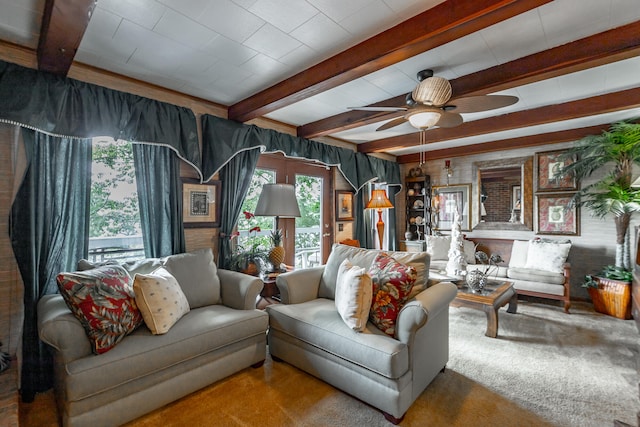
[56,265,143,354]
[368,253,417,337]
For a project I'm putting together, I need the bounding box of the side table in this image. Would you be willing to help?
[256,277,280,310]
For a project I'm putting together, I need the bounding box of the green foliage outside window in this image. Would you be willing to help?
[90,139,141,238]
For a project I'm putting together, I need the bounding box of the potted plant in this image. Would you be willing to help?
[226,212,268,276]
[559,120,640,318]
[583,266,633,319]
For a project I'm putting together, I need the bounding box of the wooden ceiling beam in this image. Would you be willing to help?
[395,125,611,163]
[37,0,96,76]
[299,20,640,139]
[228,0,551,123]
[359,87,640,153]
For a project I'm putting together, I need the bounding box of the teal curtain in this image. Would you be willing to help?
[0,59,201,179]
[355,186,374,249]
[10,129,92,401]
[217,148,262,268]
[201,115,401,191]
[133,143,185,257]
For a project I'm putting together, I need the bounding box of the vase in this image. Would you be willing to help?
[466,270,487,293]
[588,276,632,319]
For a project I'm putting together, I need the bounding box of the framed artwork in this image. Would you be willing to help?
[336,190,355,221]
[536,193,579,235]
[182,179,221,228]
[432,184,471,231]
[512,185,521,210]
[535,149,578,192]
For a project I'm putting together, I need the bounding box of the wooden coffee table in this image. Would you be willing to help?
[450,280,518,338]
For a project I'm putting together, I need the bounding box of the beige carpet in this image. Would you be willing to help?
[20,301,639,426]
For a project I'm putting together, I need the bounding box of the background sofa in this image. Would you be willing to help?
[267,243,457,424]
[426,236,571,312]
[38,248,268,427]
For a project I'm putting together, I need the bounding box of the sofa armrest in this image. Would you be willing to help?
[395,281,458,344]
[218,269,263,310]
[38,294,92,363]
[276,267,324,304]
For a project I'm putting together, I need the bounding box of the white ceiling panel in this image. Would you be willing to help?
[97,0,166,30]
[197,0,265,44]
[290,13,351,53]
[248,0,318,33]
[243,24,301,59]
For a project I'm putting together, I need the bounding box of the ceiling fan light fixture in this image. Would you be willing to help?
[412,76,452,106]
[408,111,441,129]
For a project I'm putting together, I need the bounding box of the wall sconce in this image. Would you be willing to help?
[444,160,453,185]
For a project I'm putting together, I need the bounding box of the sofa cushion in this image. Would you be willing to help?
[56,265,143,354]
[334,259,373,332]
[512,279,566,296]
[508,240,530,268]
[320,244,429,300]
[121,258,163,276]
[267,299,409,379]
[463,239,477,264]
[368,253,416,337]
[162,248,220,308]
[467,264,509,278]
[524,239,571,273]
[62,304,269,402]
[133,267,191,335]
[507,267,566,285]
[426,235,450,261]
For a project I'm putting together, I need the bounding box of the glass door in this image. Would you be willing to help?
[253,154,332,268]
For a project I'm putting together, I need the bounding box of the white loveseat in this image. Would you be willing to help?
[266,243,457,424]
[426,236,572,312]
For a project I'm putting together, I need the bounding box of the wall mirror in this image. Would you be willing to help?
[472,156,533,231]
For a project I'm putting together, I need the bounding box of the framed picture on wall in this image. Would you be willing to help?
[336,190,355,221]
[535,149,578,192]
[536,193,579,235]
[432,184,471,231]
[182,179,221,228]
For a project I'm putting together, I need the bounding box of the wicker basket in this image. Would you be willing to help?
[588,276,632,320]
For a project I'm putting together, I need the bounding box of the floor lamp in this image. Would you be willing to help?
[366,189,394,249]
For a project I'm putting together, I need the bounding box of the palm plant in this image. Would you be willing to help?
[559,120,640,270]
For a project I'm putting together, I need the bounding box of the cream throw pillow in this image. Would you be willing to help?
[335,259,373,332]
[524,239,571,273]
[133,267,190,335]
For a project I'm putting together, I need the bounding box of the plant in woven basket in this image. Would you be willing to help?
[268,229,285,271]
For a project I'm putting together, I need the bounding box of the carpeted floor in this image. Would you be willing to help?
[20,301,639,426]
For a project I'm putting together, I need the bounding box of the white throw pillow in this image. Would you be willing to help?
[509,240,530,268]
[334,259,373,332]
[133,267,190,335]
[524,239,571,273]
[427,236,451,261]
[463,240,477,264]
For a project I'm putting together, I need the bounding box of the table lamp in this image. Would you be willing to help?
[254,183,301,230]
[366,189,394,249]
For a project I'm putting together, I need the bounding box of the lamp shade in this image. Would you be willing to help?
[254,183,301,218]
[407,110,441,129]
[366,189,394,210]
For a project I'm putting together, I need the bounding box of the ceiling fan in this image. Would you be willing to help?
[350,69,518,131]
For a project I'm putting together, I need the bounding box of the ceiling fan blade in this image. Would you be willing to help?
[376,117,408,131]
[348,106,407,112]
[435,111,463,128]
[445,95,518,113]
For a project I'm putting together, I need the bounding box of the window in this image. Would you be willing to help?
[89,137,144,262]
